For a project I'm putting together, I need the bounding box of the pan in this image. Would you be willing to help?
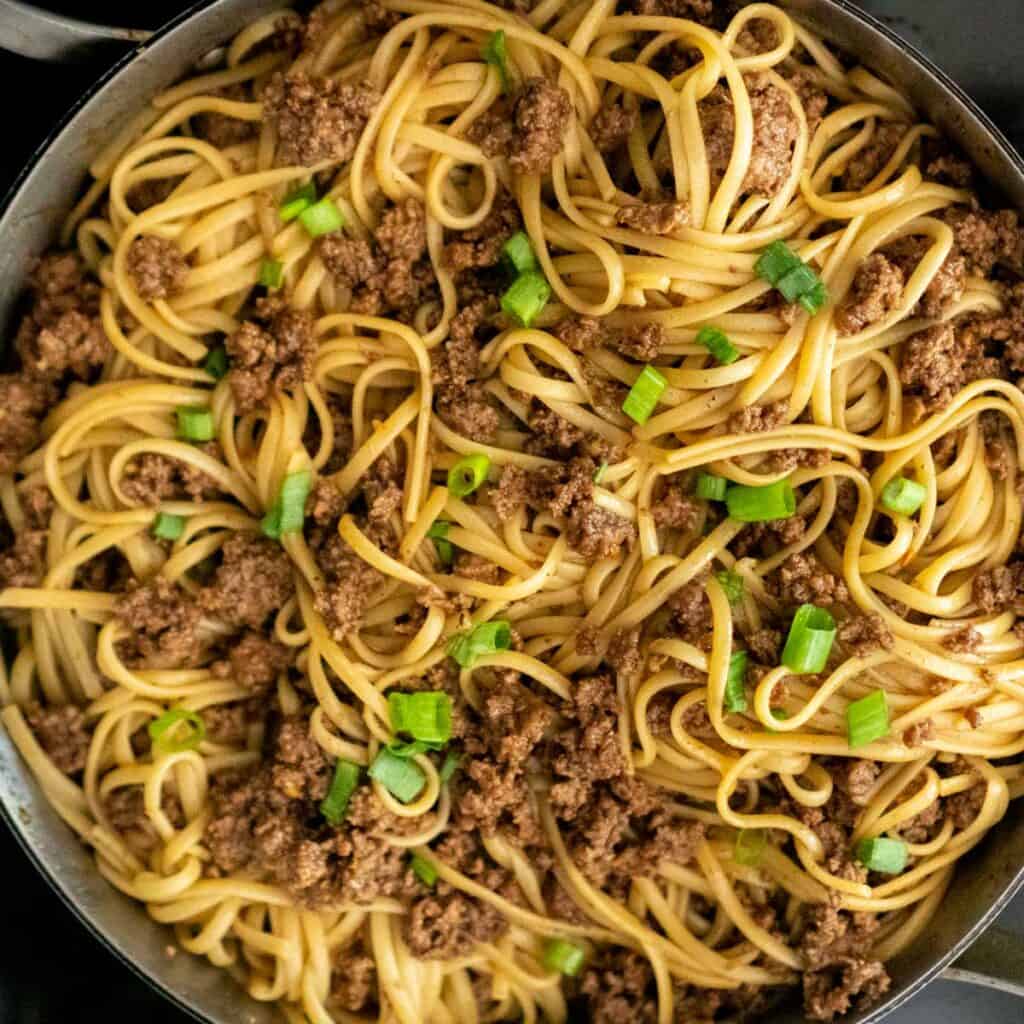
[0,0,1021,1021]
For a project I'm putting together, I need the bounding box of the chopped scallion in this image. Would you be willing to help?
[696,472,728,501]
[799,280,829,315]
[482,29,510,91]
[500,271,550,327]
[725,479,796,522]
[501,231,538,276]
[321,759,361,825]
[776,263,819,304]
[715,570,744,605]
[388,691,452,745]
[411,853,438,887]
[847,690,890,749]
[622,364,668,425]
[542,938,586,977]
[439,750,461,783]
[148,708,205,755]
[279,181,317,222]
[447,620,512,667]
[427,520,454,565]
[696,326,739,365]
[594,461,609,485]
[153,512,185,541]
[261,470,312,539]
[176,406,215,442]
[447,453,491,497]
[203,345,228,380]
[781,604,836,674]
[724,651,748,713]
[259,258,284,289]
[880,477,927,517]
[369,748,426,803]
[855,836,907,874]
[734,829,767,867]
[755,241,828,313]
[755,240,803,285]
[298,197,345,238]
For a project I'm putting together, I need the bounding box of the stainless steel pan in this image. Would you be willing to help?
[0,0,1021,1020]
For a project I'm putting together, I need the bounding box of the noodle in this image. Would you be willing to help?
[1,1,1022,1021]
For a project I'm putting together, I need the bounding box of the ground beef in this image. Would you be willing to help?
[840,122,907,191]
[193,83,256,148]
[834,253,904,335]
[262,72,379,166]
[115,577,202,669]
[728,400,788,433]
[837,613,893,656]
[567,504,636,561]
[14,251,109,386]
[126,236,189,301]
[205,715,417,906]
[24,703,90,774]
[120,443,224,505]
[699,73,798,198]
[943,626,982,654]
[944,206,1024,277]
[104,786,185,858]
[312,534,383,640]
[469,77,572,175]
[831,759,879,806]
[606,627,643,676]
[765,447,831,474]
[554,315,604,352]
[886,236,966,320]
[330,947,377,1013]
[226,298,316,413]
[668,578,713,647]
[525,404,585,458]
[0,524,48,589]
[628,0,713,20]
[405,884,508,958]
[442,189,521,274]
[902,719,935,748]
[590,98,636,152]
[615,201,690,235]
[732,514,807,557]
[199,533,295,630]
[212,630,293,693]
[804,959,891,1021]
[772,552,849,607]
[0,375,56,473]
[651,489,700,529]
[899,321,1003,412]
[973,562,1024,614]
[800,899,882,971]
[202,701,258,746]
[785,67,830,136]
[579,949,657,1024]
[947,778,985,830]
[746,626,782,664]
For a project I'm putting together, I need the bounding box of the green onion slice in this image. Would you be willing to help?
[153,512,185,541]
[501,231,538,276]
[447,453,491,497]
[148,708,205,755]
[299,197,345,238]
[776,263,819,303]
[203,345,228,380]
[447,620,512,668]
[482,29,510,91]
[259,258,284,289]
[387,739,437,758]
[368,748,426,803]
[427,520,454,565]
[847,689,890,749]
[320,759,361,825]
[724,650,748,713]
[410,853,438,887]
[542,938,586,977]
[855,836,907,874]
[622,364,668,425]
[715,570,744,605]
[388,691,452,745]
[696,326,739,365]
[725,480,796,522]
[176,406,215,442]
[755,241,803,285]
[781,604,836,674]
[880,477,927,517]
[799,280,829,315]
[439,750,461,783]
[734,829,767,867]
[279,181,317,222]
[593,461,609,485]
[696,472,728,501]
[500,271,550,328]
[261,470,312,539]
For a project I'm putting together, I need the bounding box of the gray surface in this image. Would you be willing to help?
[856,9,1024,1023]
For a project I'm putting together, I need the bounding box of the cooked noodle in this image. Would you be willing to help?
[2,1,1023,1021]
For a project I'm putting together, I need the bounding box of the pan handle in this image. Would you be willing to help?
[0,0,150,62]
[942,927,1024,999]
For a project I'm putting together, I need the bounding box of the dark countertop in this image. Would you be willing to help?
[0,2,1021,1022]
